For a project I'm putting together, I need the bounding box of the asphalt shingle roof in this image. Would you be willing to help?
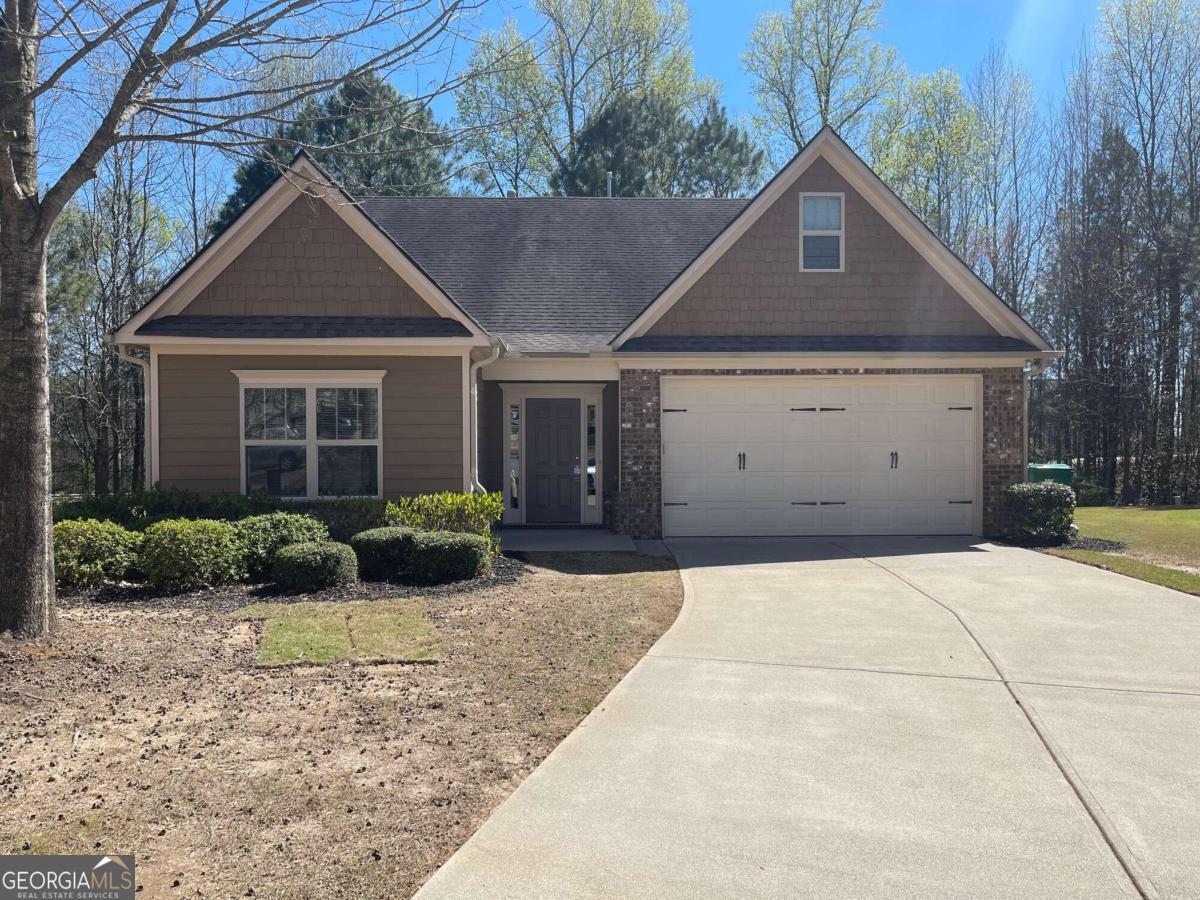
[136,315,470,338]
[356,196,749,352]
[616,335,1040,353]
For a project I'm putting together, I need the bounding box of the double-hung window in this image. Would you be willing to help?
[800,193,844,271]
[236,371,384,499]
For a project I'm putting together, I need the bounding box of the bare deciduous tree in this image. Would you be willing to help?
[0,0,479,637]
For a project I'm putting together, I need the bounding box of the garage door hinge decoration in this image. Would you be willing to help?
[948,406,974,411]
[662,408,688,413]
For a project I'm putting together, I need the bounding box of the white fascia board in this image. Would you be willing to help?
[613,351,1060,370]
[117,335,487,349]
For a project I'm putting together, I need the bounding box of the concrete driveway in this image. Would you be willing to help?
[416,538,1200,899]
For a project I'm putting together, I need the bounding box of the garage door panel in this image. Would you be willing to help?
[660,376,980,537]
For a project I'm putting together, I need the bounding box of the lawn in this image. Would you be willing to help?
[237,597,442,666]
[1048,506,1200,596]
[0,551,682,898]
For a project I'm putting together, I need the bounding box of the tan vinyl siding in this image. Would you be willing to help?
[157,354,464,495]
[180,196,440,318]
[648,156,997,337]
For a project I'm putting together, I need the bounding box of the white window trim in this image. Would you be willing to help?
[799,191,845,273]
[498,383,605,526]
[234,370,385,500]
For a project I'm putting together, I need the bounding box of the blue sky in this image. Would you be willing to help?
[460,0,1101,120]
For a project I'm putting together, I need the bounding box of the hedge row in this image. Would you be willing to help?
[54,504,496,593]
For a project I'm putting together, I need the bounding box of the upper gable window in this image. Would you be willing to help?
[800,193,844,272]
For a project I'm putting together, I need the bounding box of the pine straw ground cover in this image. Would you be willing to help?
[0,552,682,899]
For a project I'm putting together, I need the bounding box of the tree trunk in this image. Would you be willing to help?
[0,226,56,636]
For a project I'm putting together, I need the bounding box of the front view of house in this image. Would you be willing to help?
[113,128,1057,539]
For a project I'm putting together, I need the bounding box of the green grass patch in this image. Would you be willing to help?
[1073,506,1200,568]
[1046,548,1200,596]
[236,598,441,666]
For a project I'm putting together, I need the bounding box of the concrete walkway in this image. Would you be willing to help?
[416,538,1200,899]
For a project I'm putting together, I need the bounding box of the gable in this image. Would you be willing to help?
[178,195,439,319]
[647,156,996,338]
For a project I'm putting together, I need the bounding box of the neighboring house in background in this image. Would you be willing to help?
[113,127,1058,539]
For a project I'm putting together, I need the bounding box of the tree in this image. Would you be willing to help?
[456,22,556,196]
[212,74,452,232]
[0,0,476,637]
[868,69,987,259]
[551,93,763,197]
[456,0,713,195]
[743,0,899,162]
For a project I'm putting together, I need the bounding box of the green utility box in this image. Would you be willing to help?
[1027,462,1074,486]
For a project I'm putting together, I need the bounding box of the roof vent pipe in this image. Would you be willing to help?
[606,171,613,198]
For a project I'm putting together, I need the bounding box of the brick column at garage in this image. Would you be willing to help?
[615,369,663,539]
[981,367,1027,536]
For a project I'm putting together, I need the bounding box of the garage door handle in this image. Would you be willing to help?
[819,407,846,412]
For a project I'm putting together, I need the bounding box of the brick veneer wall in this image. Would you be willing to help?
[614,367,1027,539]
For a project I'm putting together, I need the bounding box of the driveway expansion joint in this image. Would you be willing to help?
[841,545,1159,900]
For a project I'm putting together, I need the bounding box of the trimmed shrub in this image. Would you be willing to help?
[139,518,245,591]
[55,487,281,530]
[53,519,142,588]
[349,527,421,581]
[1006,481,1075,544]
[236,512,329,580]
[272,541,358,591]
[407,531,491,584]
[298,498,390,542]
[386,492,504,556]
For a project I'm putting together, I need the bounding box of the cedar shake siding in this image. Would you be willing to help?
[647,156,996,337]
[180,195,441,318]
[157,354,464,495]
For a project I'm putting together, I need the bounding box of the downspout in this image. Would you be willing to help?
[469,338,505,493]
[106,334,152,490]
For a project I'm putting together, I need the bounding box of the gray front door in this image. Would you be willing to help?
[527,398,581,523]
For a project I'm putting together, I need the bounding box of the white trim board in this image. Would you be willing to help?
[113,153,486,344]
[612,127,1052,352]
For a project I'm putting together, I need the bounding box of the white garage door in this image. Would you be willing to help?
[661,376,980,537]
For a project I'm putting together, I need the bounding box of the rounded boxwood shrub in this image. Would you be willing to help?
[236,512,329,580]
[1006,481,1076,544]
[407,531,491,584]
[139,518,245,592]
[53,518,142,588]
[349,527,421,581]
[272,541,358,591]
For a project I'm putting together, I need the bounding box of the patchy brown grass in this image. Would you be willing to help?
[0,552,681,899]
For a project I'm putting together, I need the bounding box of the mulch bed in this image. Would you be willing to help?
[1,552,682,899]
[56,555,527,613]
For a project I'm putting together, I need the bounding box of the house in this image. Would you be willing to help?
[112,127,1057,539]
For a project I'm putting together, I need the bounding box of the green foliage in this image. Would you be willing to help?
[407,531,492,584]
[551,93,762,198]
[349,527,422,581]
[54,487,282,530]
[1073,480,1110,507]
[212,73,451,232]
[386,492,503,556]
[1006,482,1076,544]
[301,498,390,542]
[272,542,359,592]
[139,519,246,592]
[235,513,329,580]
[868,69,985,252]
[53,519,142,588]
[744,0,899,160]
